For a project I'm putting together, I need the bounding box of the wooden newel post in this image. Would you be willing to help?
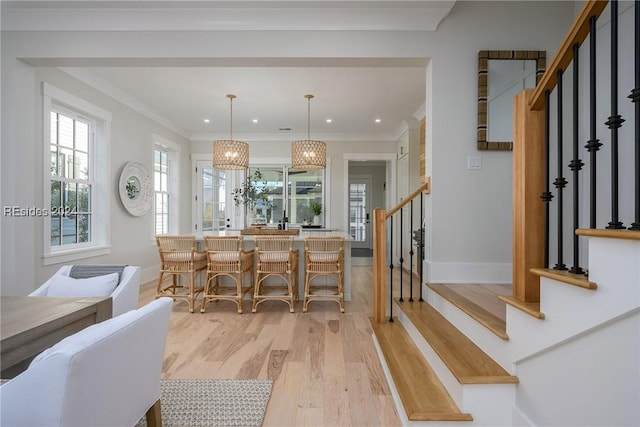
[513,88,545,302]
[373,208,387,323]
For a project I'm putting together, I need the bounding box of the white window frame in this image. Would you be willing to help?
[42,82,112,265]
[153,135,181,236]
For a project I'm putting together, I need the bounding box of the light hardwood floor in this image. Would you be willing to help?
[139,264,402,427]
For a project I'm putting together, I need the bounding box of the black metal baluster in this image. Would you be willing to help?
[586,15,602,229]
[606,0,626,229]
[570,43,585,275]
[554,69,568,271]
[389,215,394,322]
[399,207,404,302]
[630,0,640,231]
[419,191,424,302]
[409,200,414,302]
[541,90,553,268]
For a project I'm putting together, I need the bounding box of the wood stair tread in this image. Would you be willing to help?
[427,284,509,340]
[395,300,519,385]
[530,267,597,290]
[498,295,545,319]
[369,317,473,422]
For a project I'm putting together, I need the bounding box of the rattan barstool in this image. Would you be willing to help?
[201,236,254,314]
[252,236,299,313]
[302,236,345,313]
[155,235,207,313]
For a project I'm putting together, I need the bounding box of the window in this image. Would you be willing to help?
[193,157,329,231]
[154,148,170,234]
[287,168,324,224]
[152,137,181,237]
[43,83,111,265]
[49,110,93,246]
[245,166,324,225]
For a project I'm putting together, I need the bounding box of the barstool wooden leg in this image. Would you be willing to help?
[252,274,261,313]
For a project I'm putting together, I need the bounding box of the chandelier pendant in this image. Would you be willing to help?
[291,94,326,170]
[212,94,249,170]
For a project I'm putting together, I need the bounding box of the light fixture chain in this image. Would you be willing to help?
[229,95,233,141]
[307,96,311,141]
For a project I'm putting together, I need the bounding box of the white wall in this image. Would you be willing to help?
[1,65,192,294]
[515,311,640,426]
[1,1,577,293]
[424,1,575,283]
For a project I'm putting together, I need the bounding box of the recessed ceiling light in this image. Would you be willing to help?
[203,118,210,124]
[326,118,332,123]
[252,119,259,123]
[375,118,382,123]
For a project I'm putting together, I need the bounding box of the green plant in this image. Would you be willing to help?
[232,169,272,209]
[310,202,322,216]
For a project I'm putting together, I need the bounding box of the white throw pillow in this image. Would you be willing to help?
[46,272,119,297]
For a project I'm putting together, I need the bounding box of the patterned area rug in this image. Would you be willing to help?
[136,378,273,427]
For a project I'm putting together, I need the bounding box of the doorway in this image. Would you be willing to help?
[345,155,395,258]
[349,176,372,253]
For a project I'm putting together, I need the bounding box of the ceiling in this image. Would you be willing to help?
[73,63,427,141]
[3,0,456,141]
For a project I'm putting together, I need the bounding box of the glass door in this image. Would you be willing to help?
[349,177,372,249]
[195,162,228,232]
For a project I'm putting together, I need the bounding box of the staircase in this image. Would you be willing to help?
[371,232,640,426]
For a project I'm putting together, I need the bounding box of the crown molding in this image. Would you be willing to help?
[59,67,191,139]
[191,131,397,143]
[1,1,456,31]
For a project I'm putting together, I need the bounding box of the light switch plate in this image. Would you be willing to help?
[467,156,482,170]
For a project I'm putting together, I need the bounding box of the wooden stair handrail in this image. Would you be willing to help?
[385,179,431,219]
[529,0,608,110]
[373,179,431,323]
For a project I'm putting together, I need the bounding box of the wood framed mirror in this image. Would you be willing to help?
[477,50,546,151]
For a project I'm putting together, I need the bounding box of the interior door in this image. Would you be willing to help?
[349,177,372,249]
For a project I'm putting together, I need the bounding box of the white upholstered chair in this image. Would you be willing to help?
[30,265,141,317]
[0,297,173,427]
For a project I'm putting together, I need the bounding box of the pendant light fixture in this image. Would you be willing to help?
[212,94,249,170]
[291,94,326,169]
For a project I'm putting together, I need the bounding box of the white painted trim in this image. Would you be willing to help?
[58,68,189,138]
[42,245,112,266]
[43,81,112,121]
[153,134,182,152]
[191,132,398,143]
[1,2,455,32]
[42,82,112,265]
[153,139,181,235]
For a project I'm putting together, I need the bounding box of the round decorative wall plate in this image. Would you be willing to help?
[119,161,153,216]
